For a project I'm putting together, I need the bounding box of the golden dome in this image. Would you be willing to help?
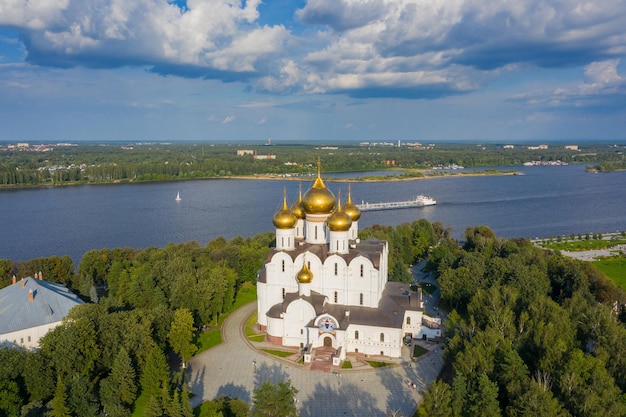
[327,192,352,232]
[272,189,297,229]
[290,183,306,220]
[343,183,361,221]
[297,262,314,284]
[302,158,336,214]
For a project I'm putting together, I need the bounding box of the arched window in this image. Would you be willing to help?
[334,291,338,303]
[282,288,285,299]
[406,317,411,325]
[307,261,311,269]
[355,330,359,340]
[359,293,364,305]
[315,226,318,240]
[336,241,339,251]
[334,263,338,275]
[360,264,364,277]
[380,333,385,342]
[281,260,285,272]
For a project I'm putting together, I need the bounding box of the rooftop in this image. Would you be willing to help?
[0,277,84,335]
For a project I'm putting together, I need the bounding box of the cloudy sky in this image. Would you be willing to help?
[1,0,625,142]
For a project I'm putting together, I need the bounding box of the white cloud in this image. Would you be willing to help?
[511,59,626,109]
[2,0,626,101]
[222,115,235,124]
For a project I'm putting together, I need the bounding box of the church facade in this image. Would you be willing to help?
[256,162,441,361]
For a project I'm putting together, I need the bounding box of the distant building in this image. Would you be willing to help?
[253,155,276,160]
[527,144,548,150]
[565,145,579,151]
[237,150,254,156]
[0,274,84,349]
[503,145,515,149]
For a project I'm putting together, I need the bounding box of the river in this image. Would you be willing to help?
[1,164,624,263]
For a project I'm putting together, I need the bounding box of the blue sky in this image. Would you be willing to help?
[0,0,625,142]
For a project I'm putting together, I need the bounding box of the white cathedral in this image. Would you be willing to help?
[256,161,441,361]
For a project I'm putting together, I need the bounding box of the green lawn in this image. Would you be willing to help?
[413,345,428,358]
[594,257,626,290]
[260,349,293,358]
[233,282,258,310]
[245,312,266,342]
[194,282,258,354]
[194,329,223,354]
[365,360,391,368]
[341,360,353,369]
[541,237,626,251]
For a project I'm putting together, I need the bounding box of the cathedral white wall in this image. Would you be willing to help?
[345,325,403,357]
[257,282,268,327]
[267,316,284,339]
[282,299,317,347]
[275,228,296,251]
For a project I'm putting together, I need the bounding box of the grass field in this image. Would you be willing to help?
[195,282,258,354]
[261,349,293,358]
[593,257,626,290]
[540,235,626,251]
[365,360,391,368]
[413,345,428,358]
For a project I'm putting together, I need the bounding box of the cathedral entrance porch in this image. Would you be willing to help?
[310,346,335,372]
[323,336,332,347]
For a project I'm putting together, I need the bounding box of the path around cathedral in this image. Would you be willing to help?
[186,301,445,417]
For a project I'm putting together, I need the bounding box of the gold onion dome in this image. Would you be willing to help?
[297,262,314,284]
[302,158,336,214]
[290,183,306,220]
[327,192,352,232]
[343,184,361,221]
[272,189,297,229]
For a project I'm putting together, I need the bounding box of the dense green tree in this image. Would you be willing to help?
[100,347,137,416]
[140,345,170,400]
[466,373,501,417]
[509,380,570,417]
[418,379,452,417]
[251,380,299,417]
[67,373,98,417]
[0,260,15,289]
[168,308,197,367]
[558,349,626,417]
[48,377,70,417]
[0,379,23,417]
[22,350,55,403]
[39,312,100,381]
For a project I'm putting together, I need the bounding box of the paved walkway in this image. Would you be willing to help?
[186,302,444,417]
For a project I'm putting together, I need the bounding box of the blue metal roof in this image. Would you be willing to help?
[0,277,84,335]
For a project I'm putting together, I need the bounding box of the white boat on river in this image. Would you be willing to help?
[357,195,436,211]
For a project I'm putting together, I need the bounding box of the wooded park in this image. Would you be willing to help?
[1,220,626,416]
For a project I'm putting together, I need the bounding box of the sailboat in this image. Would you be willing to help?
[175,191,181,201]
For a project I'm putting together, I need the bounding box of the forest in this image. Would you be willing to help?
[1,141,624,187]
[1,219,625,416]
[0,219,440,416]
[419,226,626,417]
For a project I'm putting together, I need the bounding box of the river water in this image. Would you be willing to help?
[1,164,624,263]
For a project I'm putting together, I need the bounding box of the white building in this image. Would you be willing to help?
[256,160,440,362]
[0,274,84,349]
